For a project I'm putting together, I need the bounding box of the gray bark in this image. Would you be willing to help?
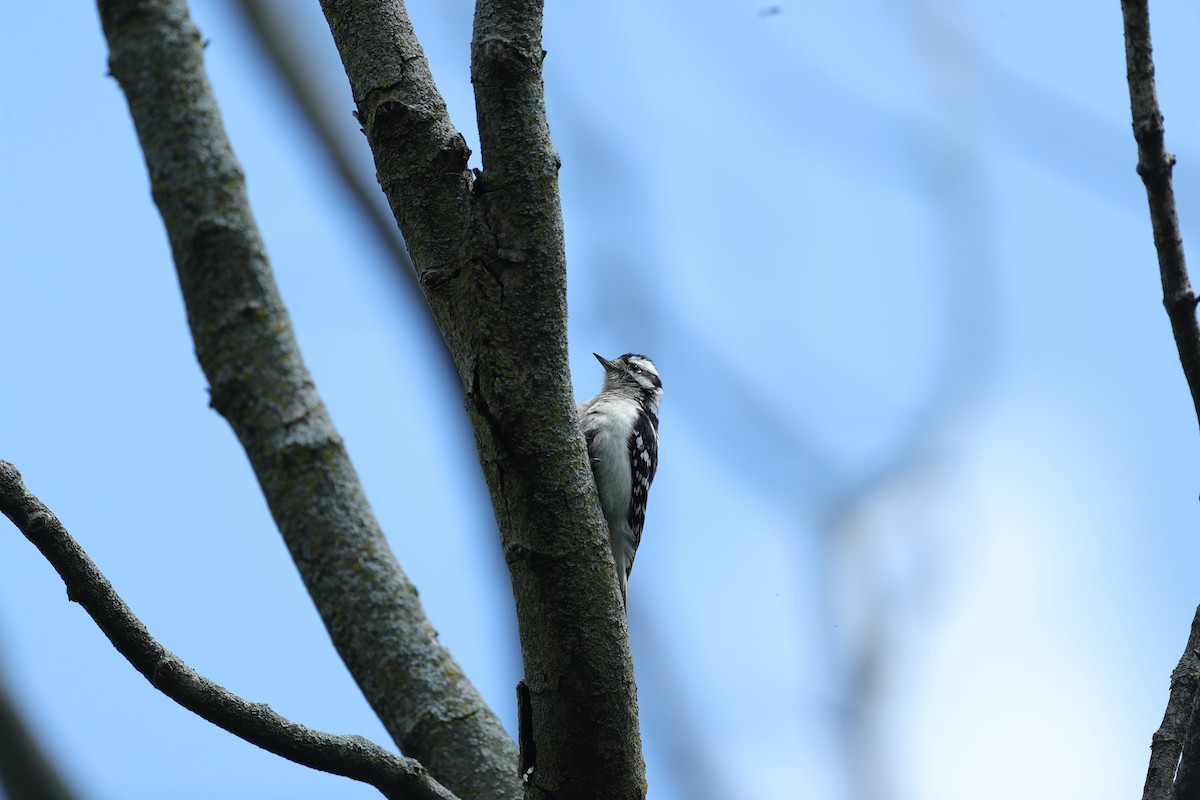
[320,0,646,796]
[0,462,459,800]
[1121,0,1200,427]
[96,1,521,799]
[1122,3,1200,800]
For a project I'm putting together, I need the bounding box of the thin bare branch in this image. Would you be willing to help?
[0,461,458,800]
[1121,3,1200,798]
[95,2,518,797]
[1121,0,1200,430]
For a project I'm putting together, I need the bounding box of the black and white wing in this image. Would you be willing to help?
[625,410,659,577]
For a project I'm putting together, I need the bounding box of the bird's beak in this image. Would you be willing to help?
[593,353,619,372]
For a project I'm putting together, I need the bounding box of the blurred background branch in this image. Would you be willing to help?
[0,667,79,800]
[230,0,463,398]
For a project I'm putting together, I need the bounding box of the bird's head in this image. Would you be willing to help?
[594,352,663,413]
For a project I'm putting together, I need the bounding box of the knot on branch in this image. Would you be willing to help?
[1137,150,1176,180]
[370,99,471,193]
[472,36,543,85]
[370,97,421,139]
[433,132,471,175]
[1132,109,1165,138]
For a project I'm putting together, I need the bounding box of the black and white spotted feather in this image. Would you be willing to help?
[578,353,662,609]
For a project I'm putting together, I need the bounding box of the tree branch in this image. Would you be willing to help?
[0,668,79,800]
[230,0,419,283]
[469,4,645,795]
[320,0,646,795]
[1121,0,1200,430]
[95,2,519,798]
[1142,605,1200,800]
[1173,679,1200,800]
[471,0,558,216]
[1122,3,1200,799]
[0,461,458,800]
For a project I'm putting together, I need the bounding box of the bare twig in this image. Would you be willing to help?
[1121,0,1200,429]
[0,461,457,800]
[1121,3,1200,799]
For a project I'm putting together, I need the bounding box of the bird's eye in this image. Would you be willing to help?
[630,364,641,373]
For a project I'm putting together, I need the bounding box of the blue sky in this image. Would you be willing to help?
[3,1,1200,798]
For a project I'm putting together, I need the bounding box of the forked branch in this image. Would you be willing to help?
[320,0,647,794]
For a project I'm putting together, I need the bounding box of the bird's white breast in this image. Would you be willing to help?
[578,394,639,530]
